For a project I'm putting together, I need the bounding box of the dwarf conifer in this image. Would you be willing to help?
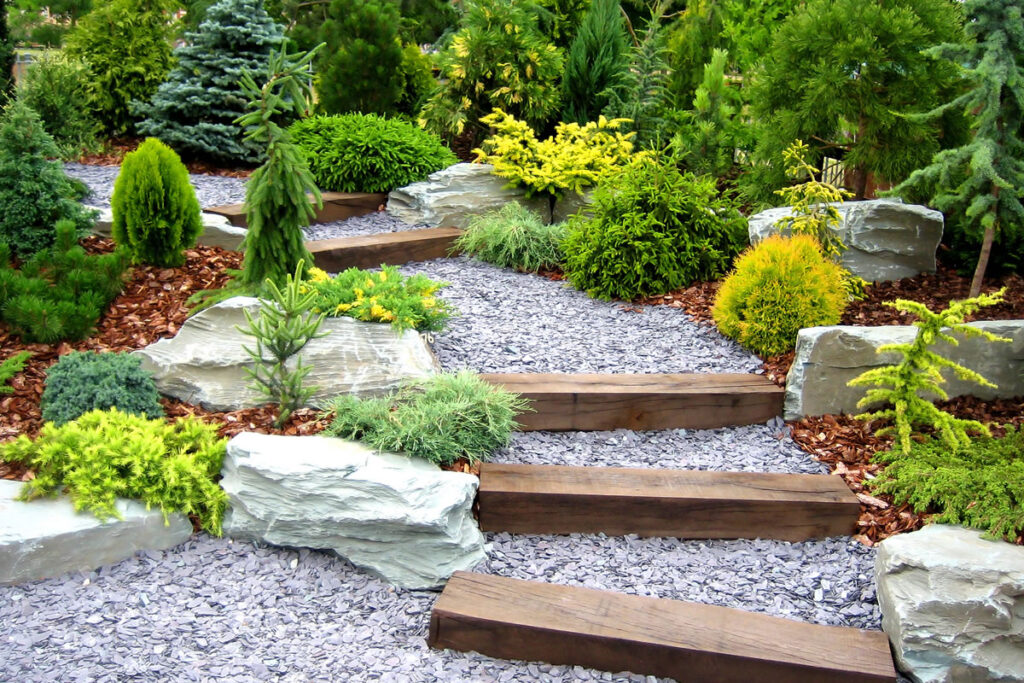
[561,0,628,125]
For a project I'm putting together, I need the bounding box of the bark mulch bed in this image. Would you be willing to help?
[77,138,254,178]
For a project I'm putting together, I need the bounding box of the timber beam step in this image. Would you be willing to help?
[429,572,896,683]
[206,191,386,228]
[478,464,860,541]
[308,226,464,271]
[481,373,784,431]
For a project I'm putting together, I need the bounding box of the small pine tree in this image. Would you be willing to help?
[674,48,740,177]
[560,0,628,125]
[64,0,178,135]
[316,0,403,115]
[111,138,203,267]
[137,0,286,165]
[890,0,1024,297]
[0,0,15,102]
[848,289,1011,455]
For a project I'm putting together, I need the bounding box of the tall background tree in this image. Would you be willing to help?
[0,0,15,101]
[891,0,1024,296]
[560,0,628,124]
[137,0,286,164]
[10,0,93,46]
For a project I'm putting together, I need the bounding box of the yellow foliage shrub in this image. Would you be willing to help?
[712,234,848,357]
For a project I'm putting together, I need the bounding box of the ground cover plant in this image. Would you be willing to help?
[289,114,456,193]
[0,352,30,394]
[41,351,163,425]
[455,202,566,273]
[304,265,452,333]
[325,371,530,466]
[0,408,229,534]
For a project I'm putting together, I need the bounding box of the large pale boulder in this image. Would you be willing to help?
[387,163,551,228]
[876,525,1024,682]
[133,297,439,412]
[0,480,192,585]
[221,433,485,589]
[89,204,249,251]
[748,199,943,282]
[784,321,1024,419]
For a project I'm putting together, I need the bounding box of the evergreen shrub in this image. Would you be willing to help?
[304,265,453,332]
[560,0,628,124]
[111,138,203,267]
[289,114,456,193]
[16,53,100,159]
[455,203,566,273]
[0,99,96,260]
[0,351,31,395]
[41,351,164,426]
[325,371,530,466]
[0,221,129,343]
[136,0,286,165]
[712,234,847,357]
[870,428,1024,542]
[563,156,747,300]
[0,408,228,535]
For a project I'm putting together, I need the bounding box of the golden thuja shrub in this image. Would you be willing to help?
[712,234,848,357]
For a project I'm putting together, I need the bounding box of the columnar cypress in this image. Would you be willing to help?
[0,0,15,101]
[560,0,628,124]
[137,0,286,164]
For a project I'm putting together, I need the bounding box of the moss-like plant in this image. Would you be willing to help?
[0,408,228,535]
[41,351,164,426]
[869,428,1024,542]
[303,265,453,333]
[111,138,203,267]
[0,351,31,395]
[455,203,567,273]
[237,261,327,428]
[325,371,531,466]
[847,289,1010,455]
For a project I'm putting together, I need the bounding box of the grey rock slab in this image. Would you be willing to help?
[133,296,440,411]
[88,205,248,251]
[748,199,943,282]
[876,525,1024,683]
[0,480,192,586]
[387,163,552,228]
[551,189,595,224]
[784,321,1024,419]
[220,433,485,589]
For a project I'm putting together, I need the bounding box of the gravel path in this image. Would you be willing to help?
[66,163,249,210]
[2,167,884,682]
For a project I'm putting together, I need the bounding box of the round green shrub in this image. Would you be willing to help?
[562,156,748,300]
[456,202,567,273]
[111,138,203,267]
[41,351,164,426]
[711,234,848,357]
[289,114,457,193]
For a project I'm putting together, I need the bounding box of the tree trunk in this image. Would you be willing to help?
[969,185,1000,297]
[848,164,869,200]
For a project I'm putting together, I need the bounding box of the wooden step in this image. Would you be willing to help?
[429,572,896,683]
[205,191,385,227]
[308,226,464,271]
[478,464,859,541]
[483,373,783,431]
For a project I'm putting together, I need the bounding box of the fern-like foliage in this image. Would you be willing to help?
[0,351,31,395]
[847,288,1011,455]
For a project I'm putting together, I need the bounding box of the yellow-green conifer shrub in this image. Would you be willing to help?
[712,234,847,357]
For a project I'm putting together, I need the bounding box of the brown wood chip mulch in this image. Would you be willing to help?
[76,138,254,178]
[1,242,1019,543]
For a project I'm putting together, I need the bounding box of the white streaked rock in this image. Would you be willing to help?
[89,204,249,251]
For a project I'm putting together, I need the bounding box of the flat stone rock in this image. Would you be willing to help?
[133,297,440,412]
[89,204,249,251]
[876,525,1024,683]
[784,321,1024,419]
[748,199,943,282]
[387,163,551,228]
[551,189,595,224]
[0,479,192,585]
[221,432,485,589]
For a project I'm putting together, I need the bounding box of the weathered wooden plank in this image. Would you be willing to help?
[308,226,464,271]
[429,572,896,683]
[478,464,860,541]
[483,373,784,431]
[205,192,386,228]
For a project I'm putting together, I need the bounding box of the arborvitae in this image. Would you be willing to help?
[316,0,403,115]
[560,0,628,124]
[890,0,1024,297]
[0,0,15,102]
[0,99,95,259]
[137,0,286,165]
[674,48,740,177]
[602,3,672,149]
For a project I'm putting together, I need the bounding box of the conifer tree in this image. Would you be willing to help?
[137,0,286,165]
[674,48,740,176]
[561,0,628,124]
[0,0,14,102]
[316,0,403,115]
[891,0,1024,297]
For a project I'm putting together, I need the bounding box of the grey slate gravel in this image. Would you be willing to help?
[65,162,248,210]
